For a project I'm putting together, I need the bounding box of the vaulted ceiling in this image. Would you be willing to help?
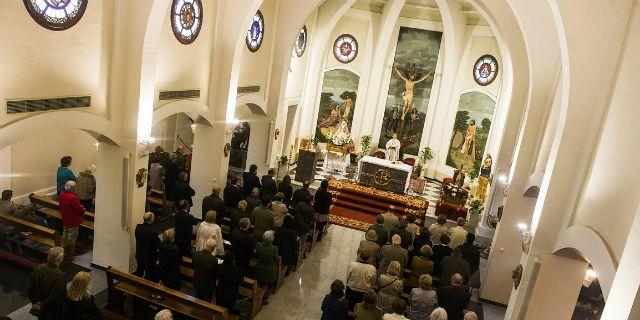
[351,0,489,26]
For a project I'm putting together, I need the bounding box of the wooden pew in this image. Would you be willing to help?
[33,206,94,230]
[105,266,232,320]
[179,257,264,319]
[29,193,95,220]
[0,212,61,247]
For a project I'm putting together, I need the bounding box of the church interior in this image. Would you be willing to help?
[0,0,638,319]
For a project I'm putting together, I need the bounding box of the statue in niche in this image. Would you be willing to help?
[318,104,341,128]
[393,64,433,121]
[341,95,353,121]
[460,119,477,160]
[385,106,401,136]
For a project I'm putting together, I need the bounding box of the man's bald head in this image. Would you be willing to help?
[391,234,401,245]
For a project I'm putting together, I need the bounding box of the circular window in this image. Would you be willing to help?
[171,0,203,45]
[294,25,307,57]
[473,54,499,86]
[333,34,358,64]
[24,0,88,31]
[246,10,265,53]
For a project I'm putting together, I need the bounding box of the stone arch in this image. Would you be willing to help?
[153,100,212,126]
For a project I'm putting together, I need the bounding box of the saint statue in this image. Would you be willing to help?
[386,106,400,135]
[318,104,341,128]
[460,119,477,160]
[476,154,493,202]
[393,64,433,120]
[341,96,353,121]
[331,120,351,146]
[480,154,493,178]
[386,133,401,163]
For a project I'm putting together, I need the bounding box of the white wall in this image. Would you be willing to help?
[245,120,271,173]
[0,146,11,192]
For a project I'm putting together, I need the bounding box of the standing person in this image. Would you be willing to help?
[56,156,76,195]
[408,274,437,320]
[202,185,224,222]
[59,181,85,264]
[447,218,468,249]
[134,212,159,281]
[459,233,480,276]
[158,229,181,290]
[378,235,409,274]
[28,247,66,320]
[192,238,219,302]
[439,248,471,287]
[216,252,244,312]
[293,198,315,251]
[409,245,434,284]
[255,231,278,304]
[174,145,187,172]
[405,215,419,242]
[292,181,311,205]
[381,206,399,234]
[430,308,448,320]
[230,217,255,272]
[149,146,168,167]
[148,161,165,191]
[75,165,96,213]
[357,230,380,266]
[429,215,449,246]
[277,175,293,206]
[230,200,250,231]
[377,261,404,314]
[274,215,298,275]
[390,220,412,250]
[64,271,100,320]
[195,211,224,256]
[354,292,384,320]
[368,215,389,247]
[162,154,179,199]
[345,251,376,311]
[431,235,453,276]
[382,300,409,320]
[224,176,243,211]
[170,172,195,207]
[313,180,333,241]
[173,200,199,257]
[437,274,470,320]
[252,196,275,241]
[155,309,173,320]
[261,168,278,200]
[321,280,349,320]
[270,193,288,228]
[245,187,262,214]
[242,164,261,196]
[463,311,478,320]
[411,227,432,262]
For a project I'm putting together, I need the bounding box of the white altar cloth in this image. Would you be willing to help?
[357,156,412,192]
[323,151,351,173]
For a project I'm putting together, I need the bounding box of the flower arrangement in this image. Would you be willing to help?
[418,147,434,166]
[278,155,289,166]
[360,134,372,157]
[330,132,351,146]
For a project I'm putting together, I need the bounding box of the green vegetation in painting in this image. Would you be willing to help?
[315,69,359,144]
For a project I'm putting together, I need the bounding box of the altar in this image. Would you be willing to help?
[323,150,351,173]
[357,156,412,194]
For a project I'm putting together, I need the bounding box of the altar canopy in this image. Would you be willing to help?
[357,156,412,194]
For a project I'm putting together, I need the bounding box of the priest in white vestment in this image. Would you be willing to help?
[386,133,401,163]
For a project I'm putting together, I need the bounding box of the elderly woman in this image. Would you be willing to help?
[377,261,404,314]
[255,230,278,303]
[430,308,448,320]
[195,211,224,256]
[358,230,380,266]
[346,251,377,311]
[275,215,298,275]
[354,291,383,320]
[158,229,181,290]
[408,274,437,320]
[408,245,434,287]
[65,271,100,320]
[271,193,288,228]
[321,279,349,320]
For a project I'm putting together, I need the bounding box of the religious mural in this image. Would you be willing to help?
[315,69,359,144]
[378,27,442,156]
[229,121,251,169]
[446,92,496,175]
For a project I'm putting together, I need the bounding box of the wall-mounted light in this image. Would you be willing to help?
[499,174,509,183]
[518,222,532,254]
[94,142,100,151]
[138,137,156,158]
[191,123,196,132]
[583,268,597,287]
[274,128,280,140]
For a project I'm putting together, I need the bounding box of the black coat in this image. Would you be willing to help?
[431,244,453,276]
[242,172,261,196]
[64,296,101,320]
[313,188,333,215]
[230,228,255,271]
[278,183,293,205]
[261,175,277,198]
[158,242,182,290]
[202,194,225,222]
[192,250,218,298]
[437,285,471,320]
[460,242,481,274]
[170,181,196,207]
[321,295,349,320]
[174,210,198,257]
[293,202,315,235]
[245,195,261,215]
[216,263,243,310]
[28,263,66,320]
[292,187,311,205]
[224,185,243,210]
[162,160,179,197]
[230,208,250,231]
[134,223,159,263]
[275,224,298,265]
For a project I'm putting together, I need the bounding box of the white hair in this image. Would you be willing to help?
[64,180,76,191]
[463,311,478,320]
[47,246,64,266]
[430,308,448,320]
[154,309,173,320]
[391,234,401,245]
[262,230,274,243]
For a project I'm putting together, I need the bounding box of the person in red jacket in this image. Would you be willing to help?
[59,180,86,264]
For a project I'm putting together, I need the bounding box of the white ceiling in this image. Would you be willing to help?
[351,0,489,26]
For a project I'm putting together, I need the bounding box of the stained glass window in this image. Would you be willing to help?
[473,55,498,86]
[294,25,307,57]
[246,10,264,53]
[171,0,203,45]
[333,34,358,64]
[23,0,88,31]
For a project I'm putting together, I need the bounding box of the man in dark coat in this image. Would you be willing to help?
[175,145,187,172]
[216,252,243,311]
[292,181,312,205]
[293,199,314,236]
[170,172,196,207]
[134,212,160,281]
[245,187,262,214]
[230,217,255,273]
[242,164,261,196]
[28,247,66,320]
[460,233,481,275]
[431,234,454,276]
[260,168,278,200]
[367,215,389,246]
[202,185,225,222]
[162,153,180,199]
[437,273,471,320]
[224,176,243,212]
[192,238,219,302]
[173,200,199,257]
[389,219,413,249]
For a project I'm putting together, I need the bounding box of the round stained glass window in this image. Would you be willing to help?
[171,0,203,45]
[246,10,264,53]
[333,34,358,64]
[294,25,307,57]
[473,54,499,86]
[24,0,88,31]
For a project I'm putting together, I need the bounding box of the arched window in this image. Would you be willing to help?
[246,10,265,53]
[294,25,307,57]
[23,0,88,31]
[333,34,358,64]
[171,0,203,45]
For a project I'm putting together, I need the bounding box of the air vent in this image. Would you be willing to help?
[159,89,201,100]
[237,86,260,94]
[7,96,91,114]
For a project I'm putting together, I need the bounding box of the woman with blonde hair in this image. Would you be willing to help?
[159,229,181,290]
[408,274,437,320]
[65,271,100,319]
[377,261,404,314]
[195,210,224,256]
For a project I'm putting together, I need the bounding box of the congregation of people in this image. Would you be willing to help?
[321,209,481,320]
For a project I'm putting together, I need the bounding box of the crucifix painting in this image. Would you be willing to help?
[393,64,433,121]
